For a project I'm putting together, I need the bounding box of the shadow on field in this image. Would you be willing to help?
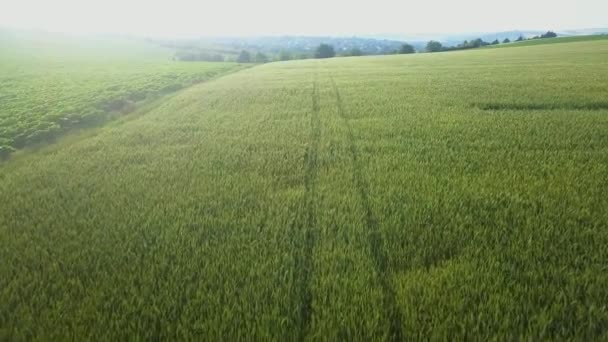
[476,101,608,111]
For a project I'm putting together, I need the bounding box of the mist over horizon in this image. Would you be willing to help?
[1,0,607,39]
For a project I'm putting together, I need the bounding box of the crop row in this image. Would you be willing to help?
[0,59,239,158]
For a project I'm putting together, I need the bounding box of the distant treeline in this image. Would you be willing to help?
[175,42,418,63]
[169,36,416,63]
[425,31,559,53]
[173,31,561,63]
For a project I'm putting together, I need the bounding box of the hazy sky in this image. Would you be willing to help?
[1,0,607,37]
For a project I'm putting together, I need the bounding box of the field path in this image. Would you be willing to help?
[329,75,404,341]
[294,72,321,339]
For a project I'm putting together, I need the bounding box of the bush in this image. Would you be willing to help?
[470,38,490,48]
[541,31,558,39]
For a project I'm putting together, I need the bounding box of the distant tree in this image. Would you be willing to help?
[491,39,500,45]
[426,40,443,52]
[349,47,364,56]
[399,43,416,54]
[503,38,511,44]
[315,44,336,58]
[236,50,251,63]
[540,31,558,38]
[516,35,524,41]
[470,38,489,48]
[255,52,268,63]
[279,50,292,61]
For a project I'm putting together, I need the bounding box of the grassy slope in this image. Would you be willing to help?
[0,30,240,155]
[2,40,608,339]
[486,34,608,49]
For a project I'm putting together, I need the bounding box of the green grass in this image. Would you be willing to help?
[1,39,608,339]
[486,34,608,49]
[0,30,241,156]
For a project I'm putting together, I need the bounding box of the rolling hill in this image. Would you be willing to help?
[1,38,608,340]
[486,34,608,48]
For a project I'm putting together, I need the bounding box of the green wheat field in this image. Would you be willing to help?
[1,36,608,340]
